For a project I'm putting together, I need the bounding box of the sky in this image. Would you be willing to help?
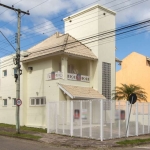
[0,0,150,71]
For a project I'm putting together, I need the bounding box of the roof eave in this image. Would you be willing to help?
[21,51,64,63]
[64,52,97,60]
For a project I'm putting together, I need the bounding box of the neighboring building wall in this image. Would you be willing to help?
[116,52,150,102]
[64,4,116,98]
[0,55,24,125]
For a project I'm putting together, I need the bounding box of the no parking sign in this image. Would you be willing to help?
[16,99,22,106]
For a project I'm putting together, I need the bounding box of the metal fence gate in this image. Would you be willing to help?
[47,100,150,141]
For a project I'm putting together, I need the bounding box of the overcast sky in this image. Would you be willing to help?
[0,0,150,70]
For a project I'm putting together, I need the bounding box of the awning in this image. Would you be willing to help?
[59,84,106,100]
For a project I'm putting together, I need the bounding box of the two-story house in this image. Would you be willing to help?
[0,4,116,128]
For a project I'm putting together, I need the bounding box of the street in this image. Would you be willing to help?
[1,135,150,150]
[0,136,74,150]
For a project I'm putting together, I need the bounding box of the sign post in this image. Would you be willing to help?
[126,93,137,137]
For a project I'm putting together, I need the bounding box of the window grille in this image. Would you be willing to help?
[102,62,111,110]
[30,97,46,106]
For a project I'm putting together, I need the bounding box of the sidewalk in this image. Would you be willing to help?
[35,132,150,149]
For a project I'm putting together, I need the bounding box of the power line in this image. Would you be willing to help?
[0,0,149,50]
[0,30,16,51]
[0,0,101,44]
[0,0,23,16]
[18,0,149,43]
[19,17,150,53]
[2,24,150,66]
[0,0,147,49]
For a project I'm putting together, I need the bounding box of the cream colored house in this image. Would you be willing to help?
[0,4,116,128]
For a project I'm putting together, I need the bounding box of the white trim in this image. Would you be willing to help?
[58,85,74,99]
[64,4,116,21]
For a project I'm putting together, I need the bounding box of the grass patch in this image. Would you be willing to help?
[0,123,47,133]
[117,138,150,146]
[0,123,15,128]
[0,131,41,140]
[20,126,46,133]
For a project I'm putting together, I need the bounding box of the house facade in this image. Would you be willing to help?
[116,52,150,102]
[0,4,116,128]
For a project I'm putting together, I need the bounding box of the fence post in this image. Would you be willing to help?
[100,100,103,141]
[136,102,138,136]
[126,101,129,137]
[70,101,73,136]
[47,103,50,133]
[89,101,92,138]
[55,103,58,133]
[148,103,150,133]
[143,103,144,134]
[110,100,112,139]
[80,101,82,137]
[63,102,65,134]
[118,101,120,138]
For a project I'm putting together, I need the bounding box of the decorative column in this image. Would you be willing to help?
[66,95,71,124]
[61,56,68,80]
[49,59,52,73]
[89,60,93,86]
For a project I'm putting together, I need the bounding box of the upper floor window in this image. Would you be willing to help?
[30,97,46,106]
[3,99,7,106]
[3,70,7,77]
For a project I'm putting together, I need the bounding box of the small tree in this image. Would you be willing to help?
[112,84,147,102]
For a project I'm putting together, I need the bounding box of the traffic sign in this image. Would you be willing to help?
[129,93,137,104]
[16,99,22,106]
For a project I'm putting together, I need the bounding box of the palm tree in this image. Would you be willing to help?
[112,84,147,102]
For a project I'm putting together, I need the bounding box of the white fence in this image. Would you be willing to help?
[47,100,150,141]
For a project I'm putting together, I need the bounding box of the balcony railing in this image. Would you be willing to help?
[47,72,89,82]
[67,73,90,82]
[47,71,63,80]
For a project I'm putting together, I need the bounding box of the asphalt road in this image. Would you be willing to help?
[0,136,74,150]
[1,135,150,150]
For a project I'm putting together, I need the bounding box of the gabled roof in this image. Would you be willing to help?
[22,32,97,62]
[59,84,106,99]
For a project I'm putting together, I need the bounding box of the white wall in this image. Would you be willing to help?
[64,4,116,97]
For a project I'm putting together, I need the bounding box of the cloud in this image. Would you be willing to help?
[1,0,150,28]
[32,18,58,36]
[21,18,58,38]
[0,27,13,36]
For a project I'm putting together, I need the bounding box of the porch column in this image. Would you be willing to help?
[89,60,93,87]
[61,56,68,80]
[49,59,52,72]
[66,95,71,124]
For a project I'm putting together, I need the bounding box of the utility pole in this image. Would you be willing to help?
[0,3,29,134]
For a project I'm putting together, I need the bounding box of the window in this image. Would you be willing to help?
[12,98,16,106]
[3,70,7,77]
[30,97,46,106]
[31,99,35,105]
[36,99,40,105]
[3,99,7,106]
